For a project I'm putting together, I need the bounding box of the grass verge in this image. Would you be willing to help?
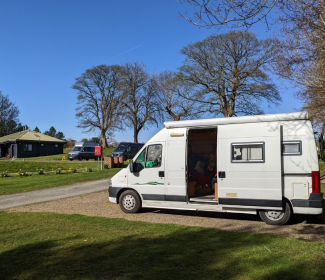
[13,147,117,161]
[0,168,121,195]
[0,161,103,173]
[0,212,325,280]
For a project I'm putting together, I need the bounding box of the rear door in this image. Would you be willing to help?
[217,122,282,210]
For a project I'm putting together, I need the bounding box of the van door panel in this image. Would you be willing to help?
[217,122,282,209]
[165,128,187,203]
[128,142,166,205]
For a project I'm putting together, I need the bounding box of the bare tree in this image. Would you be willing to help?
[155,71,205,121]
[178,0,278,29]
[272,1,325,124]
[72,65,123,148]
[119,62,161,143]
[0,92,20,136]
[178,31,281,117]
[179,1,325,124]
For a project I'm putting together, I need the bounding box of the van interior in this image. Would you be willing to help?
[187,128,218,204]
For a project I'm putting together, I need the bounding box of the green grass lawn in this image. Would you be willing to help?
[0,161,104,173]
[0,212,325,280]
[0,168,121,195]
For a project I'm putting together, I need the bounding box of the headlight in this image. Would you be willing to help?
[109,179,112,188]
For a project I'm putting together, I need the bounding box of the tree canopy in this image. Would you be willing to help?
[179,0,325,124]
[155,70,205,121]
[72,64,123,148]
[178,31,281,117]
[179,0,277,29]
[44,126,65,139]
[0,91,21,137]
[119,62,162,143]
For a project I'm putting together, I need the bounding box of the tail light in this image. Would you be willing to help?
[312,171,320,193]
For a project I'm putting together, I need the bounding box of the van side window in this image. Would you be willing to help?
[135,149,146,166]
[146,145,162,168]
[231,142,265,163]
[282,141,302,155]
[134,144,162,171]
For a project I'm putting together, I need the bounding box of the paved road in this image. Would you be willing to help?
[0,178,110,210]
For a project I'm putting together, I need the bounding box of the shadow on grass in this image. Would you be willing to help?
[1,222,325,280]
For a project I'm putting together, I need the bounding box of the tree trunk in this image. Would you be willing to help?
[133,126,138,143]
[100,130,108,148]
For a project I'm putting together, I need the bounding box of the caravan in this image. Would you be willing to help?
[108,112,324,225]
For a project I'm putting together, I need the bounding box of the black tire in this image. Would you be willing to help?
[259,202,292,225]
[119,190,141,213]
[78,156,83,161]
[69,159,73,161]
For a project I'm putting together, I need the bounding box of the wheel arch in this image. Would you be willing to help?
[116,188,142,205]
[282,196,293,213]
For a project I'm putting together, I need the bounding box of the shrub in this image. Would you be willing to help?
[87,167,92,172]
[37,168,44,175]
[17,170,28,176]
[69,167,77,173]
[0,171,8,177]
[54,168,61,174]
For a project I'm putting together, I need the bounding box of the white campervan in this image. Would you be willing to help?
[108,112,324,225]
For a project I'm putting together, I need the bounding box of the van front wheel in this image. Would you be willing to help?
[119,190,141,213]
[258,202,292,225]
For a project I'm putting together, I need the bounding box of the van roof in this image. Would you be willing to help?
[75,142,98,146]
[164,112,308,129]
[118,142,144,145]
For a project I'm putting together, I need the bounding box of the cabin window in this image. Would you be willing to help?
[231,142,265,163]
[146,145,162,168]
[24,144,32,152]
[282,141,302,156]
[134,144,162,171]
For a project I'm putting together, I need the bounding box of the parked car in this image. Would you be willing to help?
[111,142,144,161]
[68,142,99,161]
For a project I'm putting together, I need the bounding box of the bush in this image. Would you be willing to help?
[54,168,61,174]
[17,170,28,176]
[0,171,8,177]
[37,168,44,175]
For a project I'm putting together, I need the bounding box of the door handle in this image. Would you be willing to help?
[159,171,164,177]
[219,171,226,178]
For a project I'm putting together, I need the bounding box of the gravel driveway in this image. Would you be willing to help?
[6,190,325,242]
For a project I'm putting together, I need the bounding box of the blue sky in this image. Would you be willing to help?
[0,0,302,143]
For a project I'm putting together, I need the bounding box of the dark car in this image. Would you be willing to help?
[111,142,144,161]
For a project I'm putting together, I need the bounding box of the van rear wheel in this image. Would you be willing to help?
[259,202,292,225]
[119,190,141,213]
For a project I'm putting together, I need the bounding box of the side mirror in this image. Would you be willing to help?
[129,159,134,173]
[130,161,144,173]
[134,162,144,172]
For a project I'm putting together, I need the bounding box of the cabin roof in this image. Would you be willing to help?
[0,130,66,144]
